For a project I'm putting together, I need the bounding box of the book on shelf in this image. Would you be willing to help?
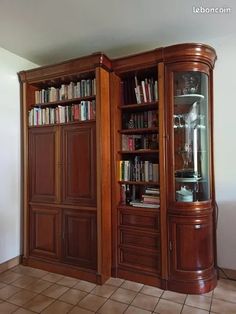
[119,158,159,182]
[121,134,158,151]
[34,78,96,104]
[122,110,158,129]
[28,100,96,126]
[134,75,158,104]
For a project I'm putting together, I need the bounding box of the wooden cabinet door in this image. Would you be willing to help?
[30,205,60,260]
[169,214,214,281]
[62,209,97,270]
[29,127,59,203]
[61,123,96,206]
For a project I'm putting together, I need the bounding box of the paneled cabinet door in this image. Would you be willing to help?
[29,127,59,203]
[62,209,97,270]
[61,123,96,206]
[169,214,214,282]
[29,205,60,260]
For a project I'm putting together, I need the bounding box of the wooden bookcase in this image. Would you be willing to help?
[18,53,112,284]
[19,43,218,294]
[111,44,217,293]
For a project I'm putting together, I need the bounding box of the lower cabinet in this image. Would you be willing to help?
[29,205,97,271]
[30,205,60,260]
[62,209,97,269]
[168,212,216,293]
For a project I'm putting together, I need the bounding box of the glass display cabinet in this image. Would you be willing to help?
[165,45,217,294]
[174,71,210,203]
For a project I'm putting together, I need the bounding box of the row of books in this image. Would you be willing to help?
[134,76,158,104]
[122,110,157,129]
[119,158,159,182]
[121,134,158,151]
[35,79,96,104]
[28,101,96,126]
[120,185,160,208]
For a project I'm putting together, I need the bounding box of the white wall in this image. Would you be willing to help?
[0,47,37,264]
[208,34,236,270]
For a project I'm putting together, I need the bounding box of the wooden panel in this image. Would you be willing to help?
[169,214,214,281]
[62,123,96,206]
[119,247,160,274]
[29,127,58,202]
[119,228,160,251]
[62,209,97,270]
[119,208,159,231]
[30,205,60,259]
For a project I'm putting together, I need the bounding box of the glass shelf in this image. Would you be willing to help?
[174,94,204,105]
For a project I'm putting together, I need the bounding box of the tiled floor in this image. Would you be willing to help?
[0,265,236,313]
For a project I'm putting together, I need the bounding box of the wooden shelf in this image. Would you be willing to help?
[119,101,158,111]
[119,127,158,134]
[118,180,159,186]
[118,204,159,213]
[118,149,158,154]
[28,119,96,128]
[33,95,96,108]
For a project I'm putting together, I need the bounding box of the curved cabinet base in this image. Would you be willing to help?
[167,270,217,294]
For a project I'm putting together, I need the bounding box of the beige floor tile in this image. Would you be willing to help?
[57,276,79,288]
[0,301,19,313]
[105,277,125,287]
[7,289,37,306]
[131,293,159,311]
[0,271,23,284]
[121,281,144,292]
[124,305,152,314]
[202,290,213,298]
[211,298,236,313]
[13,308,36,314]
[161,290,186,304]
[73,281,96,293]
[213,279,236,303]
[11,266,36,276]
[41,300,73,313]
[0,282,7,289]
[69,306,95,313]
[24,268,48,279]
[12,276,36,289]
[154,299,183,313]
[185,295,211,311]
[25,279,53,293]
[140,285,163,297]
[42,273,65,283]
[78,294,107,312]
[91,284,117,298]
[97,299,128,314]
[59,288,87,305]
[41,283,69,299]
[110,288,137,304]
[23,294,54,313]
[182,305,209,314]
[0,285,21,300]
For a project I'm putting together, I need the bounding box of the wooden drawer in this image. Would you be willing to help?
[119,247,160,274]
[119,228,160,251]
[119,209,159,231]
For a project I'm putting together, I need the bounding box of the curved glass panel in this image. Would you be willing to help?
[173,71,210,202]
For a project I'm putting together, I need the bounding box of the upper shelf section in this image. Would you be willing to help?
[18,44,217,85]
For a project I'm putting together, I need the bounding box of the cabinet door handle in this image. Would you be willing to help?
[195,225,201,229]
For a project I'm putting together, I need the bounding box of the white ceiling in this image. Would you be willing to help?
[0,0,235,65]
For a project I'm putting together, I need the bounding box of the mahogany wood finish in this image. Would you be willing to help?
[30,205,60,260]
[111,43,217,293]
[29,127,59,203]
[62,209,97,269]
[61,123,96,206]
[19,43,217,293]
[19,53,112,284]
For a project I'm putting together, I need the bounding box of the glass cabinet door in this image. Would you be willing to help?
[173,71,210,202]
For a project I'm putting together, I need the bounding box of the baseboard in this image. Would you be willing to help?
[0,256,20,273]
[219,267,236,280]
